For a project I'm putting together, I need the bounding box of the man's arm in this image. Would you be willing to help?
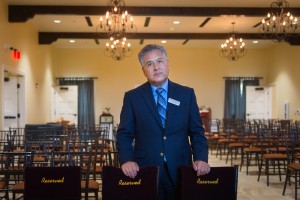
[116,92,140,178]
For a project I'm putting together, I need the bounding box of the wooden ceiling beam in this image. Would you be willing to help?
[38,32,300,46]
[9,5,300,22]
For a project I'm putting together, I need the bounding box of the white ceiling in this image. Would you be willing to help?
[6,0,300,48]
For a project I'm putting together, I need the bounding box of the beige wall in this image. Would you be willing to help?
[268,43,300,121]
[54,46,271,124]
[0,1,55,129]
[1,0,300,128]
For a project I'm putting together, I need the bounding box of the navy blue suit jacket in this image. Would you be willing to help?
[116,80,208,184]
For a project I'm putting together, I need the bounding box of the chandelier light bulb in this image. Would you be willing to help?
[220,22,246,61]
[97,0,136,61]
[259,0,298,42]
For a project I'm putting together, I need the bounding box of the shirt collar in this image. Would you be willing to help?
[151,80,169,93]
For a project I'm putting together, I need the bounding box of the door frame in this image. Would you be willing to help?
[246,85,275,120]
[1,64,26,129]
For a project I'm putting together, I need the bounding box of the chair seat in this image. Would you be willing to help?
[81,180,100,190]
[228,143,249,148]
[243,147,261,153]
[0,181,6,189]
[288,163,300,170]
[262,153,287,159]
[11,181,24,192]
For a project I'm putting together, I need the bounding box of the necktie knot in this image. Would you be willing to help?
[156,87,164,95]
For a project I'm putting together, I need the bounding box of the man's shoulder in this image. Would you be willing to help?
[169,80,193,92]
[125,82,149,95]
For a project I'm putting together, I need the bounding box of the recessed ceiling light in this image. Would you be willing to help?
[161,40,167,44]
[69,40,76,43]
[173,20,180,25]
[253,41,259,44]
[53,20,61,24]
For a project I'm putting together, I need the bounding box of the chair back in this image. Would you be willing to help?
[180,165,238,200]
[24,166,81,200]
[102,166,159,200]
[50,150,93,199]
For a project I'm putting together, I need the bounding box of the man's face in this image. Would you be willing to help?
[141,49,170,87]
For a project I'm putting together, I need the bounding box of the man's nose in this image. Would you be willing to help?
[153,62,159,70]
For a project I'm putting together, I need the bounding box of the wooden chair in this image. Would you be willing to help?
[24,166,81,200]
[240,122,266,175]
[180,165,238,200]
[282,125,300,199]
[0,151,11,199]
[257,125,288,186]
[226,125,251,166]
[51,150,100,200]
[7,151,35,200]
[102,166,159,200]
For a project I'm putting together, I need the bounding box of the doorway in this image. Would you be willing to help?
[51,85,78,125]
[1,65,25,130]
[246,86,274,120]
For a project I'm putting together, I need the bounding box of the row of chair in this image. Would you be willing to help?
[0,125,119,199]
[205,118,300,200]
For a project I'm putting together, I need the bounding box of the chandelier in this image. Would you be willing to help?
[259,0,298,42]
[220,22,246,61]
[96,0,136,61]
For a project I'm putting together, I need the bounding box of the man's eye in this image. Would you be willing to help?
[147,62,153,67]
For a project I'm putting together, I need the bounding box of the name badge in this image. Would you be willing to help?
[168,98,180,106]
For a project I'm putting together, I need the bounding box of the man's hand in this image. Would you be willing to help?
[193,160,210,176]
[121,161,140,178]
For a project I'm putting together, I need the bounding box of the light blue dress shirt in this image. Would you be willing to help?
[151,80,168,106]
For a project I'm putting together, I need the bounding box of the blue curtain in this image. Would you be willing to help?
[224,79,241,119]
[224,78,259,120]
[59,79,95,127]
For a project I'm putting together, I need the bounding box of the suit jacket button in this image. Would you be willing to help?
[160,153,164,157]
[163,136,167,140]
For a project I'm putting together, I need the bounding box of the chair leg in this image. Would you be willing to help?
[266,160,269,186]
[295,170,298,200]
[258,158,263,182]
[282,168,289,196]
[95,190,99,200]
[277,161,282,182]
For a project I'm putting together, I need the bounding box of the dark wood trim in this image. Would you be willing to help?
[38,32,300,45]
[9,5,300,22]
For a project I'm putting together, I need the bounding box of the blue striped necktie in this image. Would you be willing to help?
[156,88,167,127]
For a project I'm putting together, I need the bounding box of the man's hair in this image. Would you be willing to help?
[138,44,168,66]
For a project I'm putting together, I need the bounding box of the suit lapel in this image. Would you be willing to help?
[141,83,164,129]
[166,81,181,128]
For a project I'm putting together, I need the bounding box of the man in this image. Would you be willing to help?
[117,44,210,200]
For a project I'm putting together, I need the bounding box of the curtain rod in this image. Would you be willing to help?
[56,77,97,80]
[223,76,263,80]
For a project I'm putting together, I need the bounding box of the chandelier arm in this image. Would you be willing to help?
[259,0,298,43]
[97,0,136,61]
[220,22,246,61]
